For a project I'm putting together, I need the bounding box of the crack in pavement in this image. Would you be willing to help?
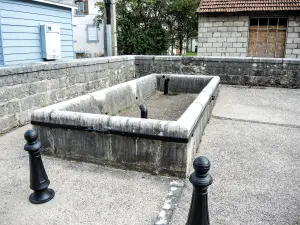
[212,115,300,129]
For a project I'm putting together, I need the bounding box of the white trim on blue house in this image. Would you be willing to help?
[70,8,75,58]
[0,0,75,65]
[31,0,76,9]
[0,11,5,65]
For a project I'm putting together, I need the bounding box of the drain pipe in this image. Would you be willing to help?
[139,103,148,119]
[164,78,170,95]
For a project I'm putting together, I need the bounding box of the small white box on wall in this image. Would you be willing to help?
[40,24,61,60]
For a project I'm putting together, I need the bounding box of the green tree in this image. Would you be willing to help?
[94,0,198,55]
[167,0,198,55]
[116,0,170,55]
[93,2,104,28]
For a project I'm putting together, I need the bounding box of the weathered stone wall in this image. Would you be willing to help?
[135,55,300,88]
[32,74,220,177]
[0,56,135,134]
[286,16,300,58]
[1,55,300,135]
[198,16,249,57]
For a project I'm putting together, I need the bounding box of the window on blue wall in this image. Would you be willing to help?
[86,25,99,43]
[75,0,89,15]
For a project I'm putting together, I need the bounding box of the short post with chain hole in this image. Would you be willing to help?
[24,129,55,204]
[186,156,212,225]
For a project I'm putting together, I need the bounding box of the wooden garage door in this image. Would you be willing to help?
[248,18,287,58]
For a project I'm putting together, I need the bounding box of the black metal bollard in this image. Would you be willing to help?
[186,156,213,225]
[139,103,148,119]
[24,129,55,204]
[164,78,170,95]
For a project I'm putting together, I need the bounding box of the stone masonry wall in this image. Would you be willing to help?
[1,55,300,135]
[0,56,135,134]
[135,55,300,88]
[286,16,300,58]
[198,16,249,57]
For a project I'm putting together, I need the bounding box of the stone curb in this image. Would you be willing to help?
[154,180,185,225]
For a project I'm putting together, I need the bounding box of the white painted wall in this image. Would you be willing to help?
[72,0,104,57]
[190,39,197,52]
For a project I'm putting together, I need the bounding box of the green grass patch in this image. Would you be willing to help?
[183,51,197,56]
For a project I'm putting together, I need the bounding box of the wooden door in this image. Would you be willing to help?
[248,18,287,58]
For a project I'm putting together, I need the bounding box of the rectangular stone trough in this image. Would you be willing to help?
[32,74,220,177]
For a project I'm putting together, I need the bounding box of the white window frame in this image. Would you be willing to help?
[75,1,85,16]
[86,25,99,43]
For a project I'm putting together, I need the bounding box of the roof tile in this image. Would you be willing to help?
[198,0,300,13]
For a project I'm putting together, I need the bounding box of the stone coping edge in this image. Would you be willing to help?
[178,76,220,136]
[0,55,135,76]
[31,74,220,141]
[134,55,300,64]
[1,55,299,77]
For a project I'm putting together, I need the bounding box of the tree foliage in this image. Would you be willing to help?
[94,2,104,28]
[94,0,198,55]
[116,0,170,55]
[167,0,198,54]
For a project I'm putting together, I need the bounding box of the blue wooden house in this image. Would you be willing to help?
[0,0,75,66]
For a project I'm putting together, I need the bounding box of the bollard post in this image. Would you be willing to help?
[164,78,170,95]
[186,156,212,225]
[24,129,55,204]
[139,103,148,119]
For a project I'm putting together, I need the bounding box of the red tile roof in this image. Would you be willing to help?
[198,0,300,13]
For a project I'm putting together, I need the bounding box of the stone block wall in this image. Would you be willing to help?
[0,56,135,134]
[135,55,300,88]
[198,15,300,59]
[198,16,249,57]
[1,55,300,134]
[286,16,300,58]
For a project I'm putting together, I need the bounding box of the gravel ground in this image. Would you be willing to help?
[117,91,198,121]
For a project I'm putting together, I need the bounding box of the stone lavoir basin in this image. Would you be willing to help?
[32,74,220,177]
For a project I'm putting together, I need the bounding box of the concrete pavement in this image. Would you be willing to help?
[0,125,175,225]
[1,85,299,225]
[170,85,300,225]
[213,85,300,127]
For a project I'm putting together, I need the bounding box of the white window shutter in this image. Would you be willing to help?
[87,26,98,42]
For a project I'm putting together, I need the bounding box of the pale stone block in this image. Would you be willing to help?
[227,37,237,42]
[236,48,247,53]
[216,38,227,43]
[207,48,217,53]
[213,32,221,37]
[233,43,243,48]
[223,21,234,26]
[228,27,238,32]
[234,21,245,26]
[226,48,237,53]
[213,43,222,47]
[207,27,218,32]
[203,43,213,47]
[218,27,227,32]
[288,33,299,38]
[198,47,207,53]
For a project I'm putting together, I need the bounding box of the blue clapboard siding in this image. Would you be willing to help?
[0,16,4,65]
[0,0,74,65]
